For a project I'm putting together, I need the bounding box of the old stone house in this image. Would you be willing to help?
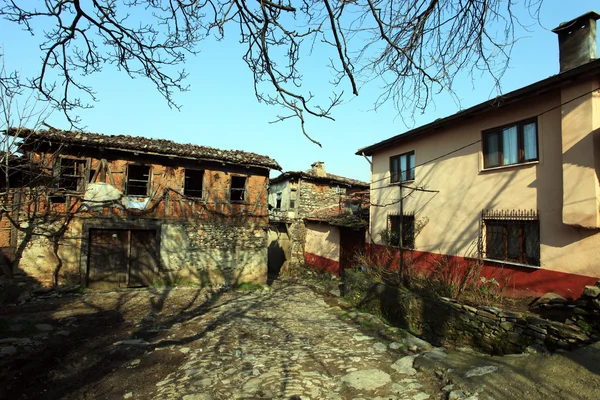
[0,128,280,289]
[267,162,369,277]
[357,11,600,298]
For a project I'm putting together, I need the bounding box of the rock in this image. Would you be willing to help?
[180,347,191,354]
[391,355,418,375]
[583,285,600,298]
[372,342,387,352]
[391,380,424,396]
[414,349,448,372]
[8,324,25,332]
[241,377,261,392]
[448,390,467,400]
[56,330,70,336]
[35,324,54,332]
[113,339,149,346]
[422,348,447,360]
[465,365,499,378]
[17,291,31,303]
[0,337,32,346]
[530,292,567,308]
[389,342,403,350]
[403,334,433,351]
[33,286,53,295]
[341,369,391,390]
[442,384,455,392]
[56,285,81,294]
[182,395,212,400]
[123,392,133,399]
[413,393,430,400]
[0,346,17,356]
[525,344,549,354]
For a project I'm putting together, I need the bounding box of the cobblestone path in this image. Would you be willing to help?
[154,283,439,400]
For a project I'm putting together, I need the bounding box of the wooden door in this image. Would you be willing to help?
[339,227,366,277]
[88,229,128,289]
[128,230,159,287]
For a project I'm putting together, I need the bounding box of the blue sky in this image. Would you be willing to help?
[1,1,599,182]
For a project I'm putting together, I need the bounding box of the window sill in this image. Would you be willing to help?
[388,179,415,186]
[480,161,539,173]
[483,258,540,269]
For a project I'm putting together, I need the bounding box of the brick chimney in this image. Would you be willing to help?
[311,161,326,177]
[552,11,600,72]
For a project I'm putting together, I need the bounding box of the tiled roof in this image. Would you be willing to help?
[307,204,346,221]
[9,128,281,170]
[270,170,369,188]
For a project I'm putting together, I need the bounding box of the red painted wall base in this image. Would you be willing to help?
[305,252,340,276]
[365,244,598,299]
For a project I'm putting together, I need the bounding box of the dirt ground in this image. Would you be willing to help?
[0,285,220,399]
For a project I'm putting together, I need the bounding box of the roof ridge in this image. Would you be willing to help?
[8,128,282,170]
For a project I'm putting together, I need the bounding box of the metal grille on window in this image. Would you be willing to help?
[481,209,540,266]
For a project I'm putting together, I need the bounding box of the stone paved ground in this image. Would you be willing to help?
[2,280,600,400]
[153,282,441,400]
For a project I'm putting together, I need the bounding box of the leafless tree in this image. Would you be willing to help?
[0,0,543,145]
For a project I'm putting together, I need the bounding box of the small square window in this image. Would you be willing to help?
[57,157,86,191]
[230,176,247,203]
[387,214,415,249]
[290,189,297,209]
[390,151,415,183]
[126,165,151,196]
[184,169,204,198]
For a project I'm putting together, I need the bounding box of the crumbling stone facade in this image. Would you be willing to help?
[268,162,368,276]
[1,128,280,288]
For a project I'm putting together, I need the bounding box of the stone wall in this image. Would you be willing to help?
[161,220,268,286]
[281,180,347,271]
[12,215,268,288]
[344,271,596,354]
[296,181,346,219]
[283,221,307,274]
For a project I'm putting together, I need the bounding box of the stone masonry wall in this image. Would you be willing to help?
[161,219,268,286]
[283,180,348,272]
[13,214,268,288]
[296,181,346,219]
[344,272,595,354]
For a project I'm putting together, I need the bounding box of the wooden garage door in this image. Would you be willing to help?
[128,230,159,287]
[88,229,129,290]
[88,229,158,289]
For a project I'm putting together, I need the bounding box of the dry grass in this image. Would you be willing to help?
[351,247,510,305]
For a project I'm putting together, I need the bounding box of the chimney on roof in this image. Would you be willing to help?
[311,161,326,177]
[552,11,600,72]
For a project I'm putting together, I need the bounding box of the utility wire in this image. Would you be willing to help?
[366,86,600,189]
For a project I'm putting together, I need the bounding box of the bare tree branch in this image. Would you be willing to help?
[0,0,543,140]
